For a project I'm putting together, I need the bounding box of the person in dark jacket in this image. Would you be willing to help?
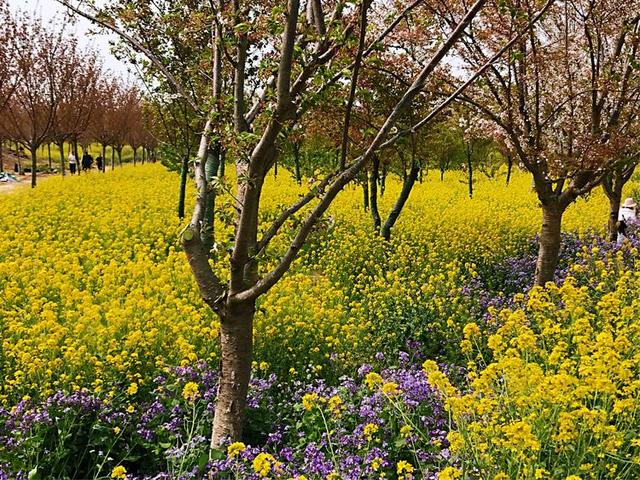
[81,151,93,171]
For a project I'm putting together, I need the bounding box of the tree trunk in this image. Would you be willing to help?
[363,181,369,212]
[0,142,3,172]
[219,148,225,177]
[369,156,381,232]
[133,146,137,166]
[380,163,386,196]
[47,144,52,170]
[73,141,80,175]
[293,142,301,185]
[211,300,255,446]
[381,164,420,241]
[506,153,513,186]
[58,141,66,176]
[30,146,37,188]
[440,167,444,181]
[178,156,189,219]
[534,205,563,286]
[117,148,122,167]
[466,144,473,199]
[201,145,221,255]
[111,147,115,170]
[101,144,106,172]
[607,189,623,242]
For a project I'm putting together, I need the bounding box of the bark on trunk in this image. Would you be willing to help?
[111,147,115,170]
[201,145,221,255]
[466,144,473,199]
[381,164,419,240]
[47,144,52,170]
[219,149,225,177]
[31,147,37,188]
[101,144,106,172]
[211,300,255,446]
[133,146,137,166]
[0,142,3,172]
[607,190,622,242]
[362,181,369,212]
[440,168,444,181]
[534,205,563,286]
[58,141,65,176]
[506,154,513,186]
[369,157,381,232]
[73,141,80,175]
[117,148,122,167]
[293,142,301,185]
[178,156,189,219]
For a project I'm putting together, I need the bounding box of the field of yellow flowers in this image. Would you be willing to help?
[1,164,638,479]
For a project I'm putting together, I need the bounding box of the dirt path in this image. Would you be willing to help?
[0,173,56,194]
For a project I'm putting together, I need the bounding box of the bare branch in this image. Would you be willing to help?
[56,0,200,113]
[255,173,336,254]
[380,0,557,150]
[339,0,370,170]
[232,0,487,303]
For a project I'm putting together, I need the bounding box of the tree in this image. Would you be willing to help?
[0,12,63,187]
[602,156,640,241]
[60,0,487,445]
[0,1,18,172]
[443,0,640,285]
[51,42,102,175]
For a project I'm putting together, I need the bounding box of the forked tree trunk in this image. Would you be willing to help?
[211,299,255,446]
[178,156,189,219]
[534,204,564,286]
[381,164,419,240]
[369,156,381,232]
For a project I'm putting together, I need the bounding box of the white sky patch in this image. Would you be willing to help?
[6,0,132,77]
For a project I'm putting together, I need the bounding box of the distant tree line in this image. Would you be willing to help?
[0,4,157,187]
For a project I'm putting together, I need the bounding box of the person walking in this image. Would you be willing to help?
[68,152,77,175]
[81,151,92,172]
[617,197,638,245]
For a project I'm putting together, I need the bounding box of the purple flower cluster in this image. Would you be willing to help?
[0,352,451,479]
